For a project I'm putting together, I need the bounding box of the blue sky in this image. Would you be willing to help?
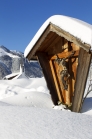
[0,0,92,52]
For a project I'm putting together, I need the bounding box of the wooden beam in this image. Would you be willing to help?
[45,36,63,54]
[72,48,91,112]
[50,23,90,52]
[26,23,90,61]
[38,32,57,52]
[36,52,59,105]
[49,50,79,60]
[26,25,51,60]
[71,43,80,51]
[49,60,63,102]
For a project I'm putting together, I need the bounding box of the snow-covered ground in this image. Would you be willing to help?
[0,77,92,139]
[0,78,51,107]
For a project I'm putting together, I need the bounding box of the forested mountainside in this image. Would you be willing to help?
[0,45,43,79]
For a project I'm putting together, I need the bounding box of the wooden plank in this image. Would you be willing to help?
[65,59,72,106]
[49,60,63,102]
[49,50,79,60]
[26,23,90,60]
[71,57,78,97]
[50,23,90,52]
[27,25,51,60]
[46,36,63,54]
[53,60,65,102]
[38,32,57,52]
[36,52,59,105]
[71,43,80,51]
[72,48,91,112]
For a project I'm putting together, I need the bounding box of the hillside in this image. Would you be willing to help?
[0,45,43,79]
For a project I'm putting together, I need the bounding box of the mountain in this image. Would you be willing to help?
[0,45,43,79]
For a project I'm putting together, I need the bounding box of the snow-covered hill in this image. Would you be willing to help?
[0,45,43,79]
[0,45,21,58]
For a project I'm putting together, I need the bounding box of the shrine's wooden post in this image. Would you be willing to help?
[37,52,59,105]
[72,48,91,112]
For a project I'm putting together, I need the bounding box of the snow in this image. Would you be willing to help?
[24,15,92,58]
[3,72,19,79]
[13,72,29,79]
[0,107,92,139]
[0,47,19,58]
[4,64,29,80]
[0,76,92,138]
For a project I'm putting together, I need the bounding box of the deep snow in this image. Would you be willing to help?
[0,77,92,139]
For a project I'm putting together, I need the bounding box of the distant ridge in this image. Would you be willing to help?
[0,45,43,79]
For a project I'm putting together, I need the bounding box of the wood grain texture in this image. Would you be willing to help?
[49,60,63,102]
[49,50,79,60]
[72,48,91,112]
[50,23,90,52]
[26,23,90,60]
[37,52,59,105]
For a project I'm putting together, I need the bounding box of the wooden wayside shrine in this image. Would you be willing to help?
[26,23,91,112]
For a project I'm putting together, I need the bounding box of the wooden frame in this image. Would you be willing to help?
[26,23,90,60]
[72,48,91,112]
[25,23,91,112]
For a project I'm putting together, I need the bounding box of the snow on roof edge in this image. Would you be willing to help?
[24,15,92,58]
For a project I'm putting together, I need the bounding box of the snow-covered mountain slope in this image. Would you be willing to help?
[0,45,20,58]
[0,62,11,78]
[0,45,43,79]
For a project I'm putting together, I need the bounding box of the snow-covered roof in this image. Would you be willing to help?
[24,15,92,58]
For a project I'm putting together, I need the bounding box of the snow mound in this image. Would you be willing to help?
[0,77,92,138]
[0,78,53,108]
[0,77,92,114]
[1,91,53,108]
[0,106,92,139]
